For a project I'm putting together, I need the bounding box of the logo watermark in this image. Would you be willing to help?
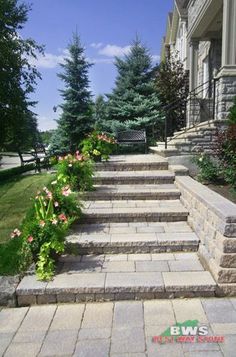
[152,320,225,344]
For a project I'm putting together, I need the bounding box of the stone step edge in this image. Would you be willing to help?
[94,162,168,171]
[17,290,216,306]
[83,191,181,200]
[65,243,199,255]
[16,271,216,306]
[93,178,175,185]
[82,213,188,223]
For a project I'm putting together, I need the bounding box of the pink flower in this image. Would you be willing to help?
[54,201,59,207]
[75,151,83,161]
[27,236,34,243]
[62,186,72,196]
[47,191,52,199]
[39,220,45,228]
[58,213,67,223]
[10,228,21,238]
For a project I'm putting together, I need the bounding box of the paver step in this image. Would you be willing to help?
[93,170,175,185]
[16,252,216,306]
[149,146,179,157]
[84,184,181,200]
[66,222,199,254]
[82,200,189,223]
[94,160,168,171]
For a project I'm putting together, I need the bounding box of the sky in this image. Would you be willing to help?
[20,0,173,131]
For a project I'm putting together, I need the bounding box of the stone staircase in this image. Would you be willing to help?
[150,119,227,157]
[16,155,216,306]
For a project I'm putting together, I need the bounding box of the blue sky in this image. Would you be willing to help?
[21,0,173,131]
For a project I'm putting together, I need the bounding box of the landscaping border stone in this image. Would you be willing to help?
[0,275,20,307]
[176,176,236,293]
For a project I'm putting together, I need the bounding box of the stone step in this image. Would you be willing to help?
[156,141,177,147]
[16,252,216,306]
[149,147,179,157]
[169,165,189,176]
[94,170,175,185]
[82,200,189,223]
[94,160,168,172]
[83,184,181,201]
[66,222,199,254]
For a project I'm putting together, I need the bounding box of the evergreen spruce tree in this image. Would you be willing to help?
[93,95,108,130]
[0,0,43,151]
[51,33,93,153]
[106,39,162,136]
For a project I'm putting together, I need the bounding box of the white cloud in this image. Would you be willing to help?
[152,54,160,63]
[29,49,69,69]
[90,42,103,49]
[88,57,114,65]
[38,115,58,131]
[98,44,131,57]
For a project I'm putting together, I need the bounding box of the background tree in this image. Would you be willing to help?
[93,95,108,130]
[50,33,93,153]
[154,51,189,136]
[0,0,43,151]
[39,130,56,146]
[105,38,162,138]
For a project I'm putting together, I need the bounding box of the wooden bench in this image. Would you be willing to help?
[116,130,147,153]
[18,144,50,173]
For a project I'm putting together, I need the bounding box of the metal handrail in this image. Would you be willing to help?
[163,77,220,149]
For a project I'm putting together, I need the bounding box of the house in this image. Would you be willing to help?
[151,0,236,156]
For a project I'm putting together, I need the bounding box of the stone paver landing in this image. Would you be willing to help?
[1,298,236,356]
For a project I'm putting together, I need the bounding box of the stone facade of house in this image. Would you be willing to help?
[161,0,236,127]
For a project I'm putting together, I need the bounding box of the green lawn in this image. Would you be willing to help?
[0,173,53,243]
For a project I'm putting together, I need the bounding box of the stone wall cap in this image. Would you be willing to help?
[176,176,236,223]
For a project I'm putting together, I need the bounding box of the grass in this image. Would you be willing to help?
[0,173,53,275]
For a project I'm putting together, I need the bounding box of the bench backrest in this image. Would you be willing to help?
[117,130,146,143]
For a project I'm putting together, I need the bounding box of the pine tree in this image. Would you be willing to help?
[0,0,43,151]
[93,95,108,130]
[106,39,162,136]
[51,33,93,153]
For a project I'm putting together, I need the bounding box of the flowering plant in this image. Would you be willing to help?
[81,130,117,161]
[12,177,82,280]
[56,151,94,191]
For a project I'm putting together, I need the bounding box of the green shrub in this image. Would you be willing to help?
[214,97,236,191]
[0,164,35,182]
[192,153,219,183]
[81,131,117,161]
[215,124,236,190]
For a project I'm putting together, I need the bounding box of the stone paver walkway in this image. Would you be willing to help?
[1,298,236,356]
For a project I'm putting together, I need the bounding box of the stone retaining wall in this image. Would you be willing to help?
[175,176,236,296]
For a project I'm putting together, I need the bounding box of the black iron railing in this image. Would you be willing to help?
[163,78,220,148]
